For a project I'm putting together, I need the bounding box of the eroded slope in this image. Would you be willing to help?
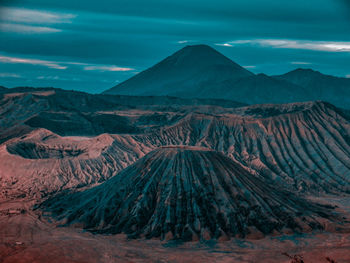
[133,102,350,193]
[42,146,339,241]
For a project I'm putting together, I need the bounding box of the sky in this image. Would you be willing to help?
[0,0,350,93]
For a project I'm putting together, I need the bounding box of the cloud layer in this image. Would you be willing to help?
[222,39,350,52]
[0,0,349,93]
[0,54,134,72]
[0,7,76,24]
[0,7,75,34]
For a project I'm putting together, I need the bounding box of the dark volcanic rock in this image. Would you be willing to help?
[42,146,337,241]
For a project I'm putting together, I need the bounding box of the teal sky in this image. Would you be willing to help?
[0,0,350,93]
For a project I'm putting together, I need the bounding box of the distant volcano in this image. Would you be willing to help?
[103,44,309,104]
[42,146,337,241]
[103,44,254,97]
[104,45,350,108]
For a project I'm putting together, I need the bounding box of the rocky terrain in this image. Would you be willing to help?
[0,87,244,141]
[0,88,245,199]
[0,45,350,262]
[2,93,350,202]
[130,101,350,194]
[0,128,152,199]
[41,146,341,241]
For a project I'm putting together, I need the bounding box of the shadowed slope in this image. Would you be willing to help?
[0,86,7,92]
[0,88,244,143]
[42,146,338,241]
[194,73,310,104]
[274,68,350,108]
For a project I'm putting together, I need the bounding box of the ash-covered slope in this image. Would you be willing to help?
[0,129,151,199]
[42,146,336,241]
[133,101,350,193]
[4,101,349,198]
[274,68,350,108]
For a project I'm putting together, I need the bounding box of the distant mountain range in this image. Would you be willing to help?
[103,45,350,108]
[274,68,350,107]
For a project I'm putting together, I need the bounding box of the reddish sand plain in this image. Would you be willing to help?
[0,196,349,263]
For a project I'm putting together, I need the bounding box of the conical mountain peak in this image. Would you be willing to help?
[178,44,216,52]
[172,44,227,59]
[103,44,253,96]
[43,147,337,241]
[162,44,248,70]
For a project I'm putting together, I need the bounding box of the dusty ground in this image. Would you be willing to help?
[0,197,350,263]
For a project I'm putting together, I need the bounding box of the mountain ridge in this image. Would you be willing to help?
[2,98,349,198]
[274,68,350,108]
[103,45,350,108]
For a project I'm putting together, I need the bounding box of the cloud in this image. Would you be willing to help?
[0,53,134,72]
[84,65,134,72]
[37,75,82,81]
[215,43,233,47]
[291,61,312,65]
[0,7,76,33]
[226,40,252,44]
[0,23,61,33]
[177,40,198,44]
[0,55,67,69]
[0,73,22,78]
[0,7,76,24]
[227,39,350,52]
[37,75,60,80]
[243,65,256,69]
